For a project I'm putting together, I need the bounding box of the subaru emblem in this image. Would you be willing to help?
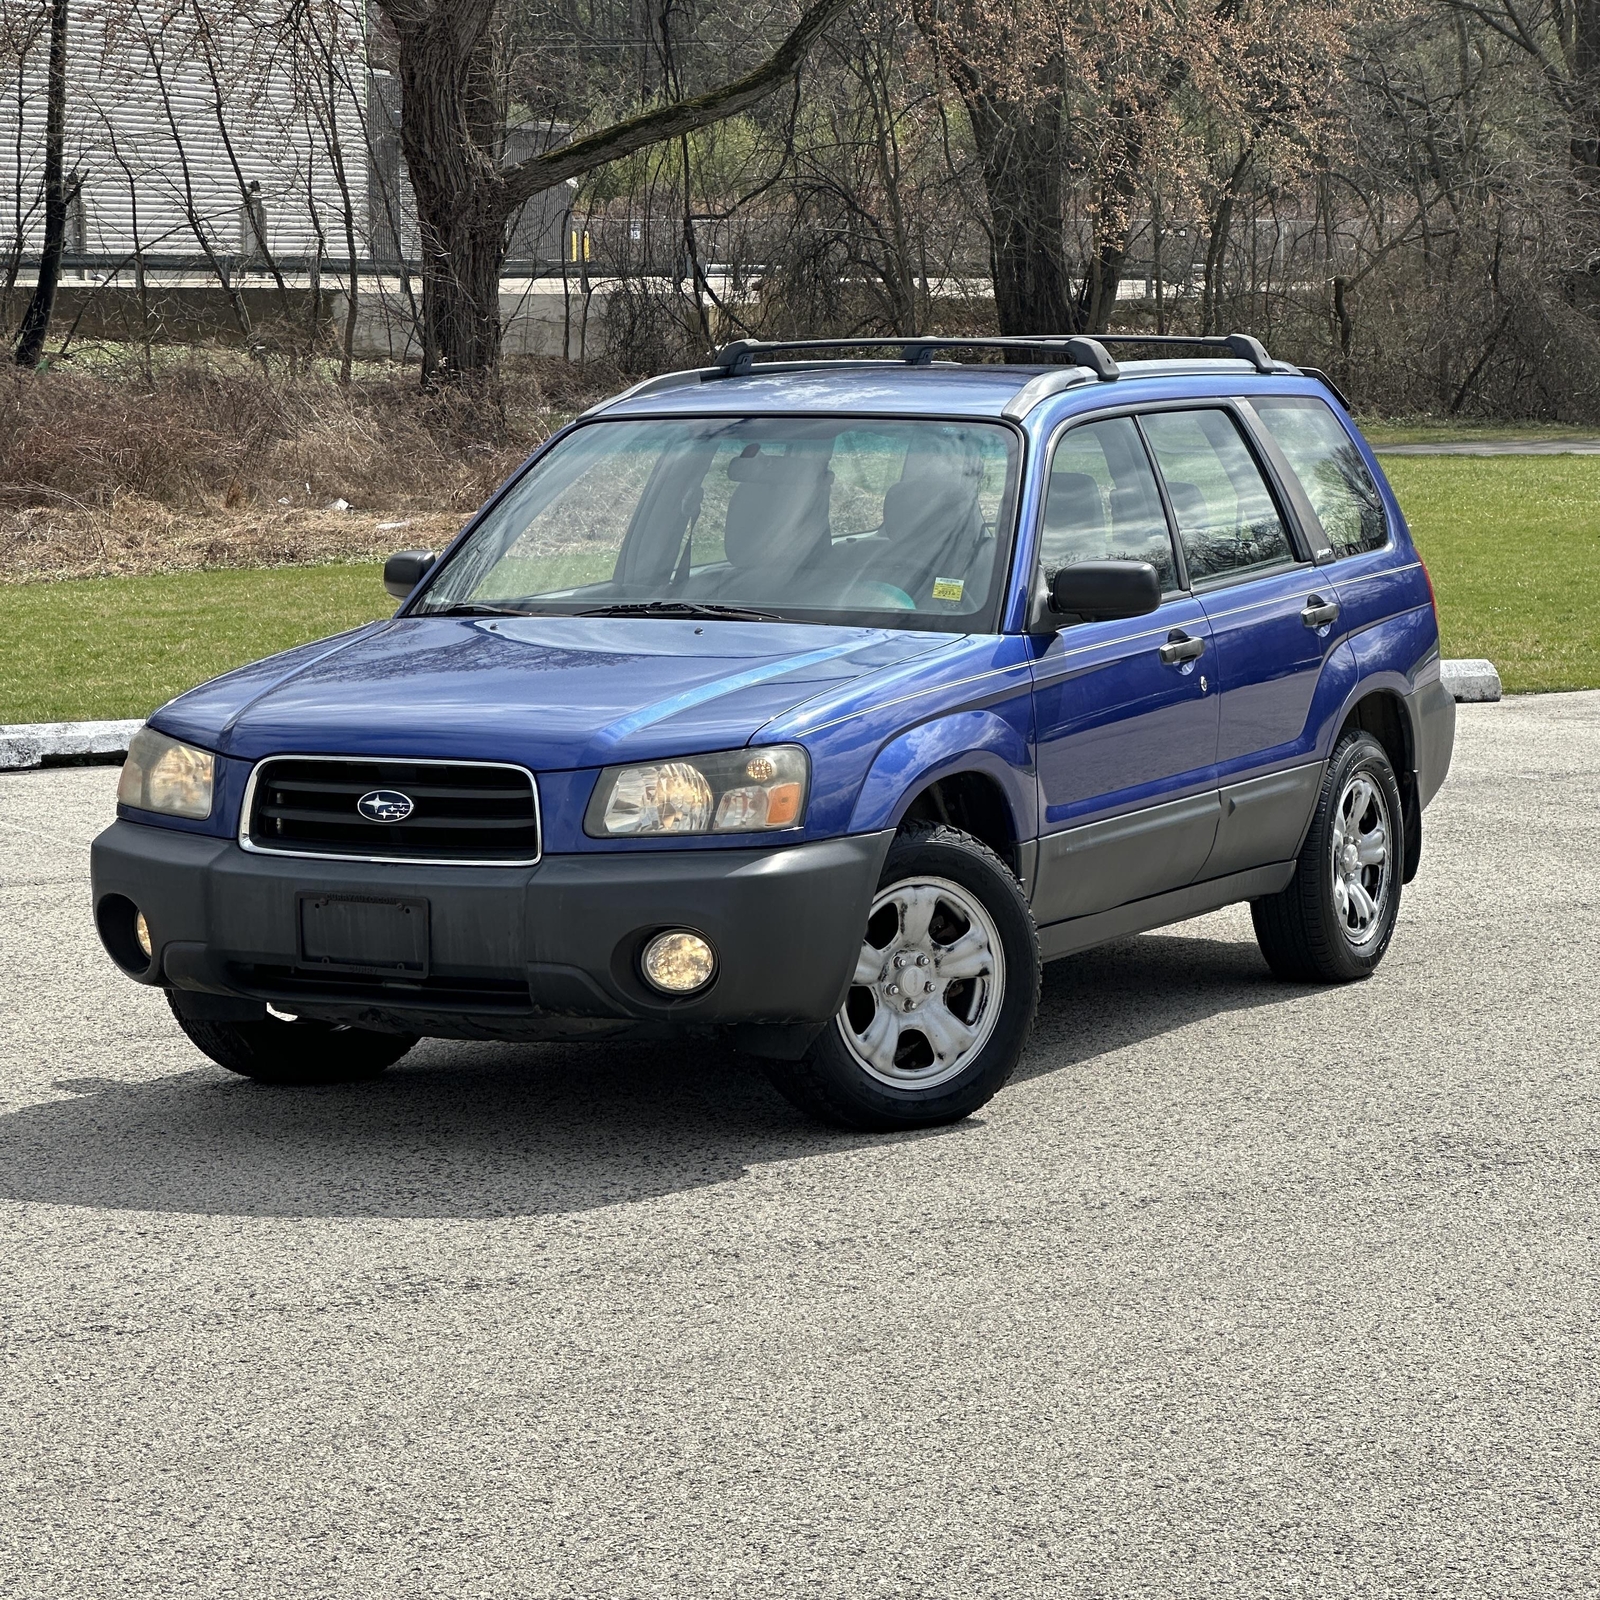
[357,789,414,823]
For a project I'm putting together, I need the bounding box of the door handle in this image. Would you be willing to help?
[1159,630,1206,665]
[1301,596,1340,628]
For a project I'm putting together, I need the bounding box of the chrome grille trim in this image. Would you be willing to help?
[239,754,542,867]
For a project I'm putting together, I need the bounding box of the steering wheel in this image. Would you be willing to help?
[850,580,917,611]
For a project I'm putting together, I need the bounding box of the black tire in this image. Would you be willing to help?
[766,823,1040,1131]
[1251,730,1405,983]
[167,992,416,1085]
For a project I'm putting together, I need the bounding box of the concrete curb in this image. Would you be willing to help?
[0,658,1509,772]
[0,719,145,773]
[1439,659,1503,702]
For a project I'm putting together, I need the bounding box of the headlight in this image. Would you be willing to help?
[117,726,215,819]
[585,745,809,837]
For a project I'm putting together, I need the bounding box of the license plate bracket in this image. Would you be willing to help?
[298,893,430,978]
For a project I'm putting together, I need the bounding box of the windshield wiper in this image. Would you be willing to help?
[578,600,782,622]
[429,601,535,617]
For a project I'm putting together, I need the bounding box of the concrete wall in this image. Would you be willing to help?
[39,278,616,360]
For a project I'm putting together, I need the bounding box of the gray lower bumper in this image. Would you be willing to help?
[1411,673,1457,809]
[90,820,894,1046]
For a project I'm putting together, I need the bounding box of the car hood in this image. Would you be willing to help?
[153,616,960,769]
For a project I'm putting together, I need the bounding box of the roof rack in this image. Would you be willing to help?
[1086,332,1275,373]
[710,331,1281,380]
[713,336,1122,381]
[580,331,1297,419]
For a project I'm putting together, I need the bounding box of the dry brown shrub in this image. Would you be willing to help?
[0,353,630,581]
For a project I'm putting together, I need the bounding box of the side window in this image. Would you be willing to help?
[1140,409,1296,584]
[1252,397,1387,556]
[1040,416,1178,591]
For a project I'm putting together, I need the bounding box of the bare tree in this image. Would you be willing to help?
[372,0,850,384]
[13,0,67,365]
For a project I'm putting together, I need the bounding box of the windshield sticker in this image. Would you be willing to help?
[931,577,965,602]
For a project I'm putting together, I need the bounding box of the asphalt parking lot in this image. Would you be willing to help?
[1,691,1597,1598]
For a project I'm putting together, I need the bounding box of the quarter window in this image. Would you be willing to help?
[1040,416,1178,591]
[1252,396,1387,556]
[1140,409,1295,584]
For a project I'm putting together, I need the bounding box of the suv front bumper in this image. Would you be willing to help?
[91,820,894,1052]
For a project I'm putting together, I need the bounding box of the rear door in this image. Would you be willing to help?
[1244,392,1400,646]
[1138,405,1334,877]
[1029,414,1221,926]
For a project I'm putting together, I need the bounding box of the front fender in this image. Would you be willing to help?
[846,705,1038,840]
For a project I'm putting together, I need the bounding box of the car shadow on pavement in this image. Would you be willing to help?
[0,930,1296,1222]
[1016,926,1292,1084]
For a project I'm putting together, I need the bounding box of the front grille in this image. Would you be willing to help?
[244,757,540,864]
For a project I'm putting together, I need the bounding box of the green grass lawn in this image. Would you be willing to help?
[0,565,393,724]
[1358,417,1600,446]
[2,452,1596,722]
[1382,455,1600,692]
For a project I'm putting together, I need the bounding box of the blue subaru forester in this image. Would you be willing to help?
[92,334,1456,1129]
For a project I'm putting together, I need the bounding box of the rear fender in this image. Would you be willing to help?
[1306,640,1361,763]
[1340,606,1452,798]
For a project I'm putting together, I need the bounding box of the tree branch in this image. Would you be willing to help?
[499,0,849,209]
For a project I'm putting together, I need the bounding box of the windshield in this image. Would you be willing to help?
[414,416,1022,631]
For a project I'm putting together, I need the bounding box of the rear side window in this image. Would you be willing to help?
[1253,397,1387,556]
[1040,416,1178,590]
[1140,409,1295,584]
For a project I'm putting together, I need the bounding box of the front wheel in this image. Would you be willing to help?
[766,824,1040,1131]
[1251,730,1404,983]
[167,992,417,1085]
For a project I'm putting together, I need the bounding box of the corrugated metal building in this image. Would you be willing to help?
[2,1,572,270]
[1,0,371,264]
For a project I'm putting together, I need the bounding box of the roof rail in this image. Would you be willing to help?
[580,366,717,416]
[712,336,1121,381]
[1296,366,1352,409]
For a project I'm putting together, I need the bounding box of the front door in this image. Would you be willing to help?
[1029,415,1221,927]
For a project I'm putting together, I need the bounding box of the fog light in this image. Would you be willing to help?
[641,930,716,995]
[134,910,153,960]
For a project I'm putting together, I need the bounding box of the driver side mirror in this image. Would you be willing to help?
[1046,560,1161,623]
[384,549,438,601]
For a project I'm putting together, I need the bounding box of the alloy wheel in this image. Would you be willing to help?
[837,876,1005,1090]
[1329,772,1391,947]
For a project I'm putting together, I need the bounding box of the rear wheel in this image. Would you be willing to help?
[1251,730,1403,982]
[766,824,1039,1130]
[167,993,416,1085]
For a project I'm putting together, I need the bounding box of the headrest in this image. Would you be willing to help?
[881,457,982,544]
[1044,471,1107,536]
[722,447,833,570]
[1164,480,1209,531]
[726,445,827,485]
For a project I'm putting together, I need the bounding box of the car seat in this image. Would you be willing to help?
[1041,471,1109,568]
[866,445,986,606]
[710,445,834,596]
[1163,479,1224,578]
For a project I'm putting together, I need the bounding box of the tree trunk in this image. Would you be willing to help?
[418,209,506,384]
[1201,193,1234,334]
[954,80,1074,340]
[1081,221,1130,333]
[14,0,68,368]
[385,1,503,386]
[1201,147,1252,335]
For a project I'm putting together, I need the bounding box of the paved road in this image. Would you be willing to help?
[1376,437,1600,455]
[2,693,1598,1598]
